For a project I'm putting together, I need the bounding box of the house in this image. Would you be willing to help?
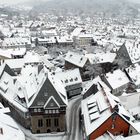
[125,63,140,88]
[119,92,140,120]
[54,68,82,98]
[85,52,116,74]
[81,83,134,140]
[55,36,73,47]
[101,69,130,95]
[0,47,26,59]
[0,37,31,49]
[0,65,68,134]
[82,76,111,99]
[115,40,140,68]
[0,105,25,140]
[75,33,94,46]
[64,51,90,81]
[4,51,42,74]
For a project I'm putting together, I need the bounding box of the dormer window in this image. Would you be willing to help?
[75,77,78,81]
[65,79,68,83]
[70,78,73,82]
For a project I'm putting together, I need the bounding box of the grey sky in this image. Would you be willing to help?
[0,0,140,5]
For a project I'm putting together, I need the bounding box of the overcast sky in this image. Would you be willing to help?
[0,0,140,5]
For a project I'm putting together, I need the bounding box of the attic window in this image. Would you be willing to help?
[75,77,78,81]
[65,79,68,83]
[70,78,73,82]
[50,103,54,107]
[44,92,48,96]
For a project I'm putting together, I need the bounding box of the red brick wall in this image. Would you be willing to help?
[90,114,130,140]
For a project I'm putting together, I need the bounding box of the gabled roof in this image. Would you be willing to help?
[125,63,140,86]
[85,53,116,64]
[54,68,82,87]
[82,76,111,95]
[65,51,88,68]
[0,109,25,140]
[44,96,60,109]
[104,69,130,90]
[29,71,67,108]
[125,40,140,64]
[81,87,133,137]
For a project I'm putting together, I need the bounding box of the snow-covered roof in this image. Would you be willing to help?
[65,51,88,68]
[42,29,57,36]
[125,40,140,64]
[5,59,25,69]
[123,135,140,140]
[125,63,140,86]
[104,69,130,90]
[48,73,68,106]
[38,37,56,44]
[0,111,25,140]
[54,68,82,87]
[4,51,41,69]
[56,36,73,43]
[71,27,83,37]
[2,37,31,47]
[81,88,133,137]
[82,76,111,95]
[85,53,116,64]
[78,33,93,38]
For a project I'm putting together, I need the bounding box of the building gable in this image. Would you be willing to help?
[29,77,66,108]
[44,96,60,109]
[90,112,130,139]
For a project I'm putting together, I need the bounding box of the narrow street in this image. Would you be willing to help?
[66,95,83,140]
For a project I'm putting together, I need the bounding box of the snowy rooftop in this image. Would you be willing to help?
[78,33,93,38]
[54,68,82,87]
[0,111,25,140]
[2,37,31,47]
[104,69,130,90]
[65,51,88,68]
[85,53,116,64]
[125,40,140,64]
[71,27,83,37]
[81,88,133,136]
[125,63,140,86]
[82,76,111,95]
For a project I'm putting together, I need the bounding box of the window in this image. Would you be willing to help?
[34,109,37,112]
[44,92,48,96]
[49,110,52,114]
[111,124,115,129]
[50,103,54,107]
[38,119,43,127]
[46,119,51,127]
[52,110,55,114]
[37,101,44,106]
[54,118,59,127]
